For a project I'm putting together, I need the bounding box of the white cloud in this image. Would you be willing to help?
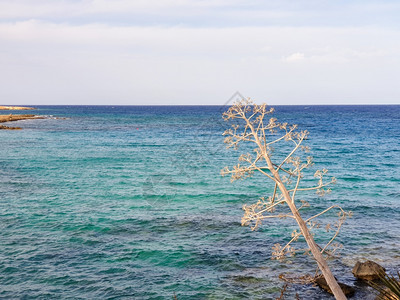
[2,0,399,28]
[284,52,305,62]
[0,0,272,20]
[0,1,400,104]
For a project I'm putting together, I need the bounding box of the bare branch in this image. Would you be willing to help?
[222,99,349,299]
[278,134,306,169]
[291,173,302,204]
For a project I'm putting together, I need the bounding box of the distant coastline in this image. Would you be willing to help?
[0,105,35,110]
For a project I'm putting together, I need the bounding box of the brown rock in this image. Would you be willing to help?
[352,260,385,281]
[0,114,44,123]
[315,276,355,297]
[0,106,35,110]
[0,125,22,130]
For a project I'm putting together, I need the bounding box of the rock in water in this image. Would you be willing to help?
[352,260,385,281]
[315,276,355,297]
[0,125,22,130]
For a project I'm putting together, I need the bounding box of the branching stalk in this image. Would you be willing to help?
[222,99,351,300]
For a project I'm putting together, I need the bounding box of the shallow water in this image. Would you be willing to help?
[1,105,399,299]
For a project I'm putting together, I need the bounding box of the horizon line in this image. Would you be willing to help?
[3,104,400,107]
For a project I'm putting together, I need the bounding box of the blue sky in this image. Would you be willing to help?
[1,0,400,105]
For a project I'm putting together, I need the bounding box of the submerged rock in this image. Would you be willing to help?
[0,125,22,130]
[352,260,385,281]
[315,276,355,297]
[231,275,266,284]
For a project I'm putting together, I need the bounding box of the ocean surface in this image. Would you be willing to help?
[1,105,399,299]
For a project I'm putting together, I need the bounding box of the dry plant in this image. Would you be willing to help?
[368,269,400,300]
[221,99,352,300]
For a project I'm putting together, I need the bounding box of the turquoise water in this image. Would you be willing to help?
[1,105,399,299]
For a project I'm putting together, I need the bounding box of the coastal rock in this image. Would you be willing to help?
[0,125,22,130]
[352,260,385,281]
[0,114,45,123]
[315,276,355,297]
[0,114,46,130]
[0,106,35,110]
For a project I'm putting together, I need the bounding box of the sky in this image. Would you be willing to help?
[0,0,400,105]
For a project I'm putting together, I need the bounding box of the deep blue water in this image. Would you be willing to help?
[0,105,399,299]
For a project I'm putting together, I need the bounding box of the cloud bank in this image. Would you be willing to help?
[0,0,400,104]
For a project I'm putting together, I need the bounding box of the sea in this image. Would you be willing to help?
[0,105,399,299]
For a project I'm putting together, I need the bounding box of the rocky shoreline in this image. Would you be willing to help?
[0,114,45,130]
[0,105,35,110]
[313,260,390,298]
